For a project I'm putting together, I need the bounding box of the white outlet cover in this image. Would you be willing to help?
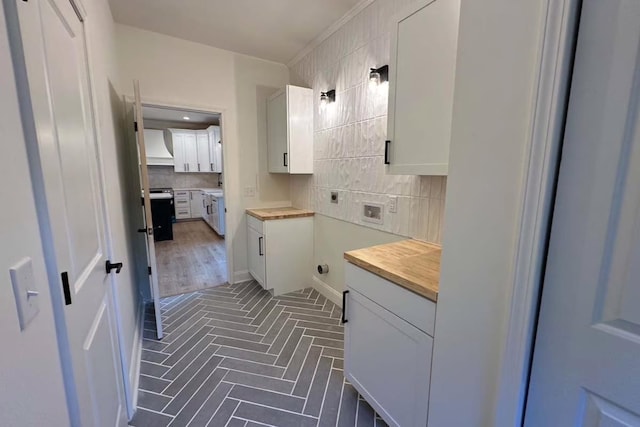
[10,257,40,331]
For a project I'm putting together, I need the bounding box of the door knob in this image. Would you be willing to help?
[105,260,123,274]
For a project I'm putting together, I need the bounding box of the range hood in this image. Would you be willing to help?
[144,129,174,166]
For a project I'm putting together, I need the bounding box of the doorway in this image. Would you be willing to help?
[141,105,229,299]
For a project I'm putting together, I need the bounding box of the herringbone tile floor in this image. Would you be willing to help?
[130,281,388,427]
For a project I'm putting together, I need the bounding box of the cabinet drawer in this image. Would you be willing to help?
[247,214,264,234]
[345,262,436,336]
[174,190,189,197]
[174,199,190,207]
[175,209,191,219]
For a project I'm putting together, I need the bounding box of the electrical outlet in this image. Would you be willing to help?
[244,187,256,197]
[388,196,398,213]
[362,203,384,224]
[330,191,339,204]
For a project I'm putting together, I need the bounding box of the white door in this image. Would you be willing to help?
[196,130,210,172]
[13,0,126,425]
[525,1,640,424]
[133,81,164,340]
[247,227,267,287]
[267,91,289,173]
[172,132,186,172]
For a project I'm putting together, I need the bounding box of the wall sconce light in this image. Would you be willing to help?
[320,90,336,108]
[369,65,389,88]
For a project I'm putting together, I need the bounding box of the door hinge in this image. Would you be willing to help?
[134,121,139,132]
[148,266,152,275]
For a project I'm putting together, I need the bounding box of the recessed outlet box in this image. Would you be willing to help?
[362,203,384,224]
[388,196,398,213]
[330,191,339,204]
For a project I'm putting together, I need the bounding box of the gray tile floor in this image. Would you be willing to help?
[131,281,388,427]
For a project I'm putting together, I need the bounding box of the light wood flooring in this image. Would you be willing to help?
[156,220,227,298]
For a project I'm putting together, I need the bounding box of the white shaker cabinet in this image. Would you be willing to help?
[170,128,222,173]
[246,212,313,295]
[196,130,210,173]
[343,262,436,427]
[170,129,198,173]
[207,125,223,173]
[189,190,202,219]
[267,85,313,174]
[386,0,460,175]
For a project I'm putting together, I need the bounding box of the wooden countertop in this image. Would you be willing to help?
[246,207,315,221]
[344,240,441,302]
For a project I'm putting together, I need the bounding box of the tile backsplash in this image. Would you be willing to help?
[148,166,221,190]
[289,0,446,244]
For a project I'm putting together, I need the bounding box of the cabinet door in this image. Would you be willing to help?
[344,288,432,427]
[286,85,314,174]
[189,191,202,218]
[195,130,210,173]
[387,0,459,175]
[208,126,223,173]
[182,131,199,173]
[247,226,267,288]
[172,132,186,172]
[200,192,207,219]
[267,91,288,173]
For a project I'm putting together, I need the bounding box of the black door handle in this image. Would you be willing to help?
[258,236,264,256]
[384,140,391,165]
[105,260,123,274]
[283,153,288,167]
[137,228,147,233]
[341,290,349,323]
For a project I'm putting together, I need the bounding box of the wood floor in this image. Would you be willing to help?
[156,220,227,298]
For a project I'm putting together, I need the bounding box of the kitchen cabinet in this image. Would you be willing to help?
[207,126,223,173]
[267,85,313,174]
[174,190,191,219]
[189,191,202,219]
[386,0,460,175]
[196,131,210,173]
[246,211,313,295]
[170,130,198,173]
[343,262,436,427]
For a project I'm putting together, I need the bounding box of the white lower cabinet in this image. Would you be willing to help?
[246,214,312,295]
[344,262,435,427]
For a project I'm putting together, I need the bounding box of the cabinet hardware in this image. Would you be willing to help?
[283,153,288,167]
[197,164,201,172]
[61,272,72,305]
[341,290,349,323]
[384,140,391,165]
[105,260,123,274]
[210,163,213,171]
[258,236,264,256]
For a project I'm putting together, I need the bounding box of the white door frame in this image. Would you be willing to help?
[494,0,580,425]
[125,96,234,289]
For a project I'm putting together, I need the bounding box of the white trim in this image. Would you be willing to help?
[495,0,579,425]
[129,297,144,412]
[286,0,375,67]
[311,275,343,307]
[233,270,252,285]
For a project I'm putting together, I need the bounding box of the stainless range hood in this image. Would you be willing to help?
[144,129,174,166]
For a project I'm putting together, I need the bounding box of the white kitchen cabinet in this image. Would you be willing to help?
[267,85,313,174]
[189,190,202,219]
[170,129,198,173]
[196,131,210,173]
[344,262,436,427]
[246,213,313,295]
[174,190,191,219]
[386,0,460,175]
[207,126,223,173]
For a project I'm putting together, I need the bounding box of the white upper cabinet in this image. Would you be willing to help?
[386,0,460,176]
[169,128,222,173]
[267,85,313,174]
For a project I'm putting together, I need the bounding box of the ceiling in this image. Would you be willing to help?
[142,106,220,125]
[108,0,362,64]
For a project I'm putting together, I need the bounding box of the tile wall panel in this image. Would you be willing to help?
[148,165,221,190]
[289,0,446,244]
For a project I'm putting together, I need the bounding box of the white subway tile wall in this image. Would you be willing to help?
[289,0,446,244]
[148,166,221,190]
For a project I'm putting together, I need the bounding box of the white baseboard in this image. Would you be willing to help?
[129,298,144,412]
[312,275,343,307]
[233,270,252,284]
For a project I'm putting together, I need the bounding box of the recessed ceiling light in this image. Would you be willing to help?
[183,116,191,120]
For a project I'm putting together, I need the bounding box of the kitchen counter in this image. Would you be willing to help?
[344,239,441,302]
[174,187,222,192]
[246,207,314,221]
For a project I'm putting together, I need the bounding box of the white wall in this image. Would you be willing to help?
[428,1,546,426]
[0,3,69,425]
[115,25,290,280]
[288,0,448,293]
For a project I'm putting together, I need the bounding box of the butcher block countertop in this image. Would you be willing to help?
[344,239,441,302]
[246,207,315,221]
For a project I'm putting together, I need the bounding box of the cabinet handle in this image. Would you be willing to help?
[384,140,391,165]
[198,163,201,172]
[210,162,213,171]
[341,290,349,324]
[258,236,264,256]
[283,153,288,167]
[190,192,193,200]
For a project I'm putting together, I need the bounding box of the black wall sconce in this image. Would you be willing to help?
[369,65,389,86]
[320,90,336,108]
